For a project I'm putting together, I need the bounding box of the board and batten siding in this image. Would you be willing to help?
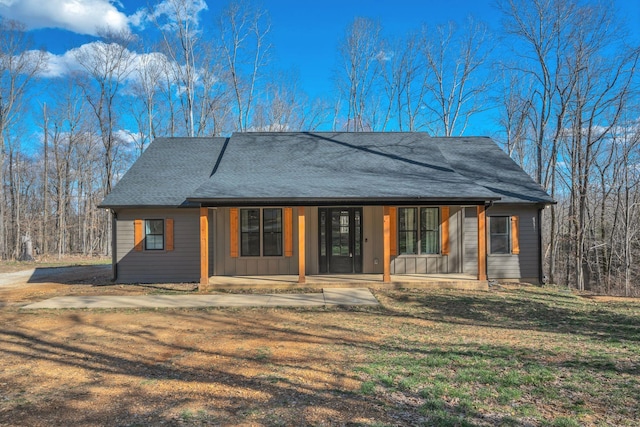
[115,208,200,283]
[486,204,540,282]
[363,206,384,274]
[389,206,462,275]
[463,207,479,275]
[214,207,302,276]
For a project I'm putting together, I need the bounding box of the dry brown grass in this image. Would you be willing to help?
[1,268,639,426]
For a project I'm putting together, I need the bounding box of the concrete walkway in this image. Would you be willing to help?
[21,288,379,309]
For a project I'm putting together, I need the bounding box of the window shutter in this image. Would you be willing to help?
[166,218,174,251]
[134,219,143,251]
[230,208,239,258]
[441,206,450,255]
[284,207,293,257]
[511,215,520,254]
[389,207,397,256]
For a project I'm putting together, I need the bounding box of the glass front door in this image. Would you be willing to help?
[319,208,362,274]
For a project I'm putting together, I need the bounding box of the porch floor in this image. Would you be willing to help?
[206,273,487,291]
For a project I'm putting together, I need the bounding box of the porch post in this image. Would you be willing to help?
[383,206,391,283]
[477,204,487,281]
[298,207,306,284]
[200,207,209,287]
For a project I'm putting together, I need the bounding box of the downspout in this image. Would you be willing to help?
[537,206,544,285]
[110,209,118,281]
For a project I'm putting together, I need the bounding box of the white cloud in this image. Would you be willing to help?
[40,49,83,78]
[0,0,129,36]
[130,0,208,31]
[39,42,171,82]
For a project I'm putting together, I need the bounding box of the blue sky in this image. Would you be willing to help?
[1,0,639,138]
[7,0,638,95]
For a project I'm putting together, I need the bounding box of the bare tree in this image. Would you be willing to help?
[149,0,208,137]
[499,0,640,292]
[252,71,325,131]
[377,33,429,131]
[74,29,135,194]
[218,1,271,132]
[563,17,639,291]
[0,19,46,259]
[421,18,492,136]
[128,52,166,156]
[335,17,382,132]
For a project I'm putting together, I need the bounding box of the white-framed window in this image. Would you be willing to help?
[145,219,164,250]
[489,216,510,254]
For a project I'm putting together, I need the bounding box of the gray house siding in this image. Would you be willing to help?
[112,203,541,283]
[114,208,200,283]
[463,207,479,275]
[363,206,384,274]
[486,204,540,282]
[213,207,300,276]
[389,206,462,275]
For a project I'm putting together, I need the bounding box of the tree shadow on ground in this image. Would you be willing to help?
[27,265,111,284]
[0,309,403,426]
[378,288,640,344]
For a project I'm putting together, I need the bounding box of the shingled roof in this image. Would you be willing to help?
[100,132,553,208]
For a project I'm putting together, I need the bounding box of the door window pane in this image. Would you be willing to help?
[331,210,350,256]
[263,208,282,256]
[354,210,361,256]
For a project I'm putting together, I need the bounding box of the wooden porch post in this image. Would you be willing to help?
[477,204,487,281]
[200,207,209,287]
[383,206,391,283]
[298,207,306,284]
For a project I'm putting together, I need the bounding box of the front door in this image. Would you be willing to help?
[319,208,362,274]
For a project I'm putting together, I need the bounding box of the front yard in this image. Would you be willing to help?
[0,273,638,426]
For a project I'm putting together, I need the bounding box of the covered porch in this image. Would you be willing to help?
[198,205,490,288]
[205,273,487,291]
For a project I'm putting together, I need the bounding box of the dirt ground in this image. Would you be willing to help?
[0,265,398,426]
[2,264,639,426]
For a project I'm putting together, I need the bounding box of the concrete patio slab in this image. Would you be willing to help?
[323,288,380,305]
[20,288,379,310]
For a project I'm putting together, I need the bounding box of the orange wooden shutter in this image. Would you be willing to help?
[230,208,239,258]
[134,219,143,251]
[511,215,520,254]
[284,207,293,257]
[389,207,397,256]
[441,206,450,255]
[166,218,174,251]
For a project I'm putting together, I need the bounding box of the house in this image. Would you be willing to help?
[99,132,554,286]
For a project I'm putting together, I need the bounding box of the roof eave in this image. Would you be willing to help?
[98,202,201,210]
[186,196,502,207]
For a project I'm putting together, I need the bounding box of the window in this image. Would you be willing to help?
[398,208,418,254]
[240,208,283,257]
[145,219,164,250]
[241,209,260,256]
[421,207,439,254]
[398,207,440,254]
[263,208,283,256]
[490,216,510,254]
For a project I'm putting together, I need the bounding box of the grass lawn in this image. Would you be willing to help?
[360,286,640,426]
[0,283,638,426]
